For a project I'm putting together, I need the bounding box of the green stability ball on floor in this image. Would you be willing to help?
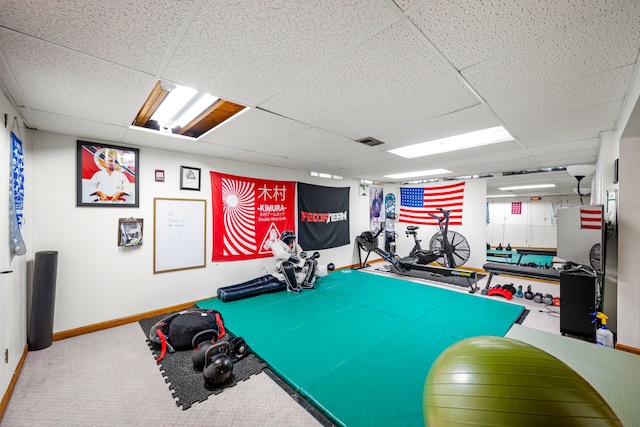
[423,336,622,427]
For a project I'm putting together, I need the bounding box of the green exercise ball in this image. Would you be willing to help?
[423,336,622,427]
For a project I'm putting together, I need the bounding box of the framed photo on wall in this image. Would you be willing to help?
[76,140,140,207]
[180,166,201,191]
[118,217,144,247]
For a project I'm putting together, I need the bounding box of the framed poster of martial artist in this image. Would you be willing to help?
[76,140,139,207]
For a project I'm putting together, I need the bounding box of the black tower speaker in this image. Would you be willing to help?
[28,251,59,351]
[560,269,597,342]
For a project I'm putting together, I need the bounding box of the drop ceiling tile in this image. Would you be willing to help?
[409,0,628,70]
[162,0,397,106]
[123,127,205,154]
[199,108,311,149]
[0,29,154,127]
[319,82,481,143]
[29,110,128,143]
[461,2,640,101]
[528,138,600,155]
[256,127,351,157]
[535,151,599,164]
[0,0,195,73]
[392,0,423,12]
[508,101,622,139]
[518,122,614,147]
[260,22,474,128]
[491,66,634,123]
[348,104,500,149]
[324,150,423,173]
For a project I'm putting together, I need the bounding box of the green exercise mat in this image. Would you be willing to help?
[198,269,524,427]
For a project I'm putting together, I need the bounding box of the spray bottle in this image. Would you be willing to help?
[595,312,614,348]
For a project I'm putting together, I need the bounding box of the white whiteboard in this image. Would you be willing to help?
[154,198,206,274]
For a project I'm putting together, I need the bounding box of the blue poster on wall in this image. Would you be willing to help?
[10,132,26,256]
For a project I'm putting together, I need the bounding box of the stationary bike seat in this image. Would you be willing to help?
[406,225,419,231]
[487,287,513,300]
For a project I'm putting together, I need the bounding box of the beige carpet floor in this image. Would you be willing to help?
[1,322,323,426]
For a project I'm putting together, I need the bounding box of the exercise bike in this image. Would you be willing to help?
[399,208,470,269]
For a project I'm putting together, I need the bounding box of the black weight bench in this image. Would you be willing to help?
[482,262,560,288]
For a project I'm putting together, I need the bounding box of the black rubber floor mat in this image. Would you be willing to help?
[139,311,267,410]
[515,309,530,324]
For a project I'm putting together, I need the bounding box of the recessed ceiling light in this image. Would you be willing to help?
[388,126,513,159]
[498,184,556,191]
[384,168,451,180]
[131,80,246,139]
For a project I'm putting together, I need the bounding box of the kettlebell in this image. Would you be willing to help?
[543,294,554,305]
[524,285,534,300]
[515,285,523,298]
[203,341,233,384]
[191,329,219,371]
[533,292,544,303]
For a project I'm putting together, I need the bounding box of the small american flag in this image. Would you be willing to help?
[580,206,603,230]
[511,202,522,215]
[399,182,464,225]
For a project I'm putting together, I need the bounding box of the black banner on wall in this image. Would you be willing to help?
[297,182,350,250]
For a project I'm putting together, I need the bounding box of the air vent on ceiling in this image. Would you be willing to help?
[355,137,384,147]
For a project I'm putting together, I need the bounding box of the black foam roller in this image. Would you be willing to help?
[217,274,286,302]
[28,251,58,351]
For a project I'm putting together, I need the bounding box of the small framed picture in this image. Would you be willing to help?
[180,166,201,191]
[155,170,165,182]
[118,217,144,247]
[76,141,139,207]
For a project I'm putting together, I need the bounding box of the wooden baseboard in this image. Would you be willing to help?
[52,301,197,341]
[0,344,28,423]
[616,343,640,355]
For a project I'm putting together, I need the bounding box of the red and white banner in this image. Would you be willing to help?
[399,182,464,225]
[580,206,603,230]
[210,172,295,261]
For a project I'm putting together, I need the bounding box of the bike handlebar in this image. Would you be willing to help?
[428,208,452,219]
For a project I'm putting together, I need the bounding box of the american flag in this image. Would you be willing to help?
[511,201,522,215]
[580,205,603,230]
[399,182,464,225]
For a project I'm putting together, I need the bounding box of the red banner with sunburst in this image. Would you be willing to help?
[210,172,296,261]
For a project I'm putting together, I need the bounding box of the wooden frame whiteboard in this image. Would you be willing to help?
[154,198,206,274]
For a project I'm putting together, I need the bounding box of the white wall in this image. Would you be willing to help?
[0,95,30,401]
[607,59,640,349]
[597,131,620,333]
[486,196,580,249]
[30,131,371,333]
[618,135,640,348]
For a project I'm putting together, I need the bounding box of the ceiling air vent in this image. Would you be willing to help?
[355,137,384,147]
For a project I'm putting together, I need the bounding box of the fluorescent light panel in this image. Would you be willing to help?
[384,168,451,180]
[151,85,218,129]
[131,80,246,139]
[498,184,555,191]
[388,126,513,159]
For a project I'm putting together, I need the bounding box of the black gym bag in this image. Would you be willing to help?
[148,308,225,362]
